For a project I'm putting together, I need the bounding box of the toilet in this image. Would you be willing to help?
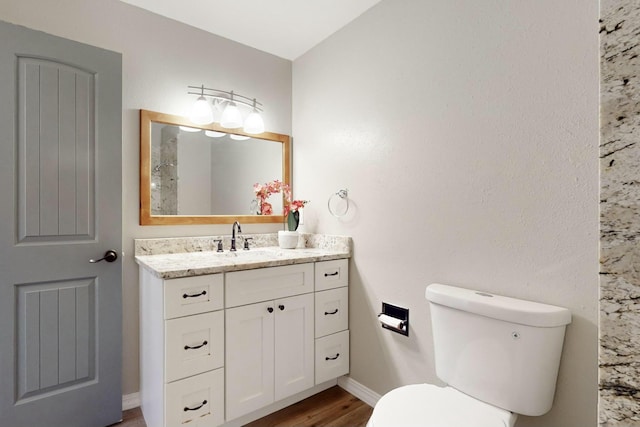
[367,283,571,427]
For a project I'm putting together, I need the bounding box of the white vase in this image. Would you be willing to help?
[278,230,299,249]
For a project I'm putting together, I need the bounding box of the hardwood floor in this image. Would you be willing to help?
[244,386,372,427]
[112,407,145,427]
[112,386,372,427]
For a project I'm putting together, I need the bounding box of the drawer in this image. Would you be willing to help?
[165,368,224,427]
[315,259,348,291]
[315,287,348,338]
[165,311,224,382]
[315,330,349,384]
[225,263,314,308]
[165,274,224,319]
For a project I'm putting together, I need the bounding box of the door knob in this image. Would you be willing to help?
[89,250,118,263]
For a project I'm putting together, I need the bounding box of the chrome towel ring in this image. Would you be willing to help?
[328,189,349,217]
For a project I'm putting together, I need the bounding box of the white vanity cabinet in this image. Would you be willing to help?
[139,273,225,427]
[225,264,315,421]
[139,253,350,427]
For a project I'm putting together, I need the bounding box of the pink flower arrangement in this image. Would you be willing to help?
[253,180,309,225]
[281,184,309,217]
[253,180,283,215]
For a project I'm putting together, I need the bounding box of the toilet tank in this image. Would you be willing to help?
[425,284,571,417]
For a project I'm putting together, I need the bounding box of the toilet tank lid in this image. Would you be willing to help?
[425,284,571,327]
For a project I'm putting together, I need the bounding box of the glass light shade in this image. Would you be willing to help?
[243,109,265,134]
[220,102,243,128]
[189,96,214,125]
[230,134,250,140]
[205,130,226,138]
[179,125,201,132]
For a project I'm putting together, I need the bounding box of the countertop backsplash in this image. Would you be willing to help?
[134,233,351,256]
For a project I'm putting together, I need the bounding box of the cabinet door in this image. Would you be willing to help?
[225,302,275,421]
[274,293,315,401]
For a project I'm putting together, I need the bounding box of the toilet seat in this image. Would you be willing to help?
[368,384,517,427]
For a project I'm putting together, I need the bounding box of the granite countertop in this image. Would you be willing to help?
[135,233,351,279]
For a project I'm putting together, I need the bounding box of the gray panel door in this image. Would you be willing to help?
[0,21,122,427]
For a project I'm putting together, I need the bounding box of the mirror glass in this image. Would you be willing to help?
[140,110,290,225]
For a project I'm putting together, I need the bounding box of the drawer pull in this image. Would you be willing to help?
[183,290,207,299]
[184,340,208,350]
[324,271,339,277]
[324,308,339,315]
[325,353,340,361]
[183,400,207,412]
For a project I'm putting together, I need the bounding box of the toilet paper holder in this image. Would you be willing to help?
[378,302,409,337]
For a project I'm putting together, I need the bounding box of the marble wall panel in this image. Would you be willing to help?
[600,1,640,425]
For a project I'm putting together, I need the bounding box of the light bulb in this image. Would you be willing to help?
[243,109,265,134]
[230,134,250,140]
[205,130,226,138]
[220,102,243,128]
[189,96,214,125]
[179,125,201,132]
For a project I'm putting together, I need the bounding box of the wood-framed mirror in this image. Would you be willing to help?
[140,109,290,225]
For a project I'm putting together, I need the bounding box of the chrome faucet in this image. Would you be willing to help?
[230,221,242,251]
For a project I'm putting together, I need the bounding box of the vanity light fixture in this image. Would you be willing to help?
[187,84,265,134]
[229,134,250,141]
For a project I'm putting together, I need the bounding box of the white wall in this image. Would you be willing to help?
[0,0,291,395]
[293,1,599,426]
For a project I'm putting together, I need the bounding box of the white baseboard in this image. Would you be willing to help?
[122,392,141,411]
[337,376,381,408]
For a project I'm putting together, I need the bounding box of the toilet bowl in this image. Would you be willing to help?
[367,284,571,426]
[367,384,517,427]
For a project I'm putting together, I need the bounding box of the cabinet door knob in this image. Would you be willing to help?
[267,307,274,313]
[278,304,285,311]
